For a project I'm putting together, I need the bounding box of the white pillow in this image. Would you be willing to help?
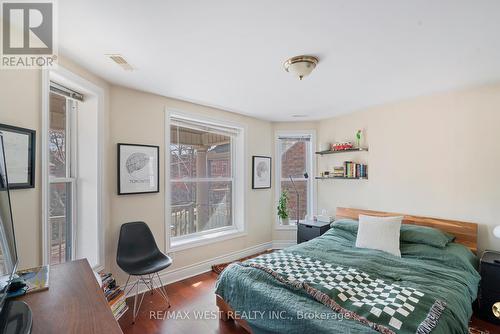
[355,215,404,257]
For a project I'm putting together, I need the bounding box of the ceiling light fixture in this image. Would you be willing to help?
[283,55,318,80]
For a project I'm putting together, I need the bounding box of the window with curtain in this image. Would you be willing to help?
[169,116,243,244]
[276,133,313,224]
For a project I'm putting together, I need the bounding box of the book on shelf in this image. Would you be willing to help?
[114,304,129,320]
[100,272,127,320]
[111,298,126,313]
[333,166,344,177]
[342,161,368,178]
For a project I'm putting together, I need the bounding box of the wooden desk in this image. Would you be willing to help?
[16,259,122,334]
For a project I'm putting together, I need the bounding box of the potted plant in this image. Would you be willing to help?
[277,191,289,225]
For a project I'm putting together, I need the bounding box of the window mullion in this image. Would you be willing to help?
[49,177,76,183]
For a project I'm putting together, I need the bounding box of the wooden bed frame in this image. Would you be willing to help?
[335,207,478,253]
[216,207,478,333]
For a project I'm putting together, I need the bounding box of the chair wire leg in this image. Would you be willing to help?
[155,272,171,307]
[148,274,154,294]
[129,272,171,324]
[122,275,132,297]
[132,276,147,324]
[132,278,139,324]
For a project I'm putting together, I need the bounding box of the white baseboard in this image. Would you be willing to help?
[125,241,274,297]
[272,239,297,249]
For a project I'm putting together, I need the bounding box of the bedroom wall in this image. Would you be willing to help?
[0,61,273,279]
[0,70,42,269]
[3,57,497,277]
[108,85,273,284]
[315,83,500,253]
[0,57,110,269]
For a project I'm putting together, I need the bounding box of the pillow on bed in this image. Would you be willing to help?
[331,218,358,232]
[355,215,403,257]
[332,218,456,248]
[400,224,455,248]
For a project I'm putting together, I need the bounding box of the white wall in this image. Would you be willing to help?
[315,84,500,253]
[76,95,99,267]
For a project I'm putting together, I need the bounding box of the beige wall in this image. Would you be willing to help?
[0,58,110,269]
[108,85,273,283]
[0,64,273,278]
[2,58,499,276]
[315,84,500,253]
[0,70,41,269]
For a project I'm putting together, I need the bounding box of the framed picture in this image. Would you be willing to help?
[252,156,271,189]
[118,143,159,195]
[0,124,36,189]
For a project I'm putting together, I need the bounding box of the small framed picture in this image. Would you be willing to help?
[252,156,271,189]
[118,143,159,195]
[0,124,36,189]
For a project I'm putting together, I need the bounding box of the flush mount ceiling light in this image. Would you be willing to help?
[283,55,319,80]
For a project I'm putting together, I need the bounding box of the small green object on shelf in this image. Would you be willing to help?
[356,129,362,148]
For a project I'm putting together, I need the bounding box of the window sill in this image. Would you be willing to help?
[169,228,247,252]
[275,223,298,231]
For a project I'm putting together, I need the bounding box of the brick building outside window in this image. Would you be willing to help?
[276,132,314,225]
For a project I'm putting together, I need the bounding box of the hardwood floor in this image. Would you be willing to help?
[119,271,247,334]
[119,271,500,334]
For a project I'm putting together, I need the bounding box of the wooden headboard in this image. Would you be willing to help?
[335,207,478,253]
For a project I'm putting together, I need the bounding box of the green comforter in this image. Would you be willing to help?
[215,227,480,334]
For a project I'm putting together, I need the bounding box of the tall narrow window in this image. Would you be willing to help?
[169,115,244,248]
[276,133,314,225]
[48,87,79,265]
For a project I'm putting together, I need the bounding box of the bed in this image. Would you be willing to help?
[215,208,480,334]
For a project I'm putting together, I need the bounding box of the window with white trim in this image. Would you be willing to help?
[48,89,78,264]
[276,133,313,225]
[46,77,102,269]
[169,115,244,248]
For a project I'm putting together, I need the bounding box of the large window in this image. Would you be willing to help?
[48,90,77,264]
[44,73,103,270]
[276,132,314,226]
[169,115,244,248]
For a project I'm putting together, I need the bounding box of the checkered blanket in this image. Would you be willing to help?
[241,251,446,334]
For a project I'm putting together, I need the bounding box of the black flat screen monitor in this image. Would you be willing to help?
[0,134,18,315]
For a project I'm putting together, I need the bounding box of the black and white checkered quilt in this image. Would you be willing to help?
[242,250,446,334]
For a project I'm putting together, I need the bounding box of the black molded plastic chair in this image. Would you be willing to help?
[117,222,172,323]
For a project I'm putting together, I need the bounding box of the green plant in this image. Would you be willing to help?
[277,191,289,219]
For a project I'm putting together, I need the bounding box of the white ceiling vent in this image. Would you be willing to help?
[106,54,133,71]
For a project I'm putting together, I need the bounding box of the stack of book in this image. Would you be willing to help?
[333,167,345,178]
[343,161,368,178]
[101,272,128,320]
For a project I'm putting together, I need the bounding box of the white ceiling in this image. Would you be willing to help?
[59,0,500,121]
